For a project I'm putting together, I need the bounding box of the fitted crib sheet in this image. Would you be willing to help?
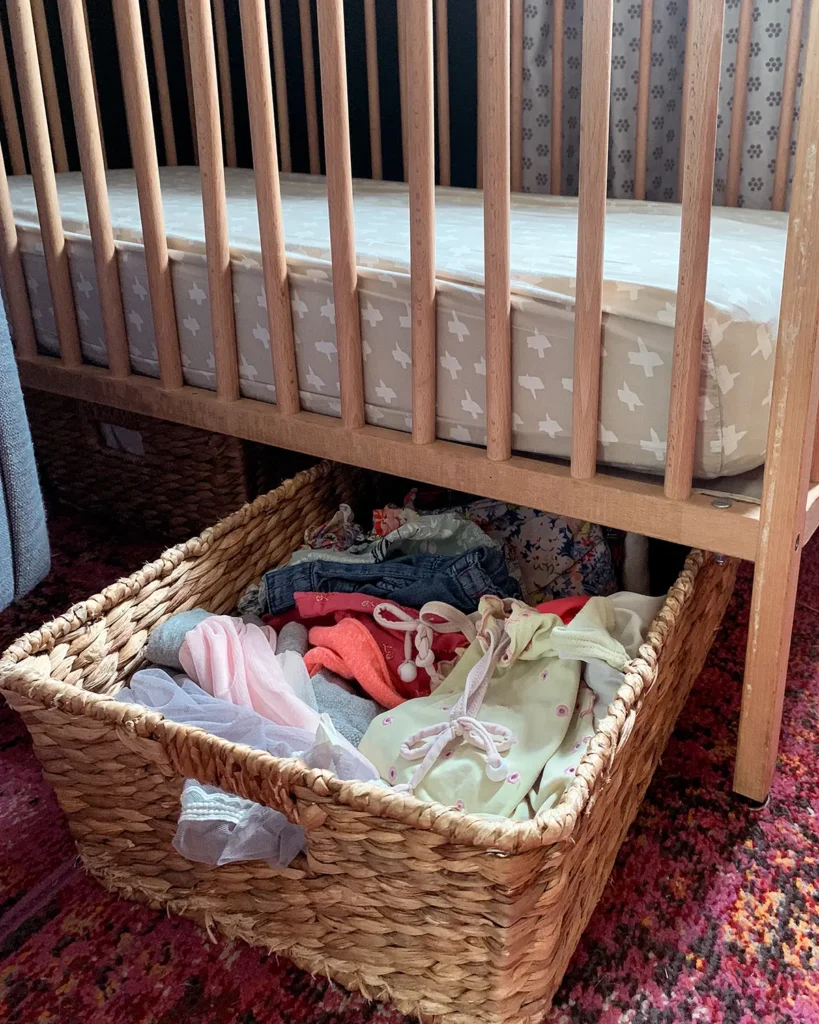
[8,168,787,478]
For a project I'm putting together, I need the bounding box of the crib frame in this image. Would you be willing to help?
[0,0,818,804]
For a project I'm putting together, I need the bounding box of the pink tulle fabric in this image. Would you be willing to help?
[179,616,320,732]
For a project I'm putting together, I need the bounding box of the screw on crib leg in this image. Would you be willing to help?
[713,553,728,566]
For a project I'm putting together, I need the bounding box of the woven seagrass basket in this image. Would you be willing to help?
[24,390,313,539]
[0,462,737,1024]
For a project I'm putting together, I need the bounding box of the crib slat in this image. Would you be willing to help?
[364,0,382,180]
[407,0,436,446]
[177,0,198,160]
[476,0,484,190]
[726,0,753,207]
[241,0,299,416]
[484,0,511,463]
[434,0,450,187]
[269,0,291,174]
[58,0,129,378]
[571,0,613,481]
[8,0,80,366]
[112,0,182,390]
[146,0,178,167]
[0,18,25,176]
[397,0,409,182]
[298,0,320,175]
[29,0,68,174]
[316,0,364,430]
[665,0,724,501]
[772,0,805,211]
[510,0,523,193]
[0,156,37,357]
[212,0,237,168]
[634,0,653,200]
[186,0,239,402]
[82,2,106,170]
[551,0,564,195]
[735,0,819,801]
[678,0,696,200]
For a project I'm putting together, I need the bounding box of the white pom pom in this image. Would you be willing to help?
[398,660,418,683]
[485,758,508,783]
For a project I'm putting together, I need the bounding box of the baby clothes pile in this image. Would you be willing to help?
[120,494,662,869]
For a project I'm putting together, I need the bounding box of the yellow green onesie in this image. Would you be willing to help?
[358,595,629,818]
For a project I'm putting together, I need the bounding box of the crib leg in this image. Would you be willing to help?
[733,546,804,803]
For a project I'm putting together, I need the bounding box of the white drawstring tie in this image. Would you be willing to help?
[372,601,477,688]
[392,617,517,796]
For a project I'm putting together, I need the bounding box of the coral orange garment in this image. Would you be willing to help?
[266,592,468,704]
[304,619,403,709]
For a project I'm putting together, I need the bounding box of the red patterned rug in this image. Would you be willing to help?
[1,512,818,1023]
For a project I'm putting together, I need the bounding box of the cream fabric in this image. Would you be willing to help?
[8,168,786,477]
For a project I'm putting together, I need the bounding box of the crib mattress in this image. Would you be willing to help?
[9,168,787,478]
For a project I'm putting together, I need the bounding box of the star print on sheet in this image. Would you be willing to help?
[305,366,326,392]
[599,424,618,446]
[448,311,469,343]
[392,343,411,369]
[518,374,544,400]
[315,340,337,361]
[628,339,663,378]
[461,391,482,420]
[751,325,773,360]
[705,317,731,347]
[189,282,207,305]
[252,324,270,348]
[618,381,643,412]
[132,277,148,301]
[239,356,258,381]
[291,291,308,319]
[538,415,563,438]
[710,425,747,456]
[362,301,383,328]
[527,330,551,358]
[640,429,667,462]
[656,303,677,326]
[716,364,740,395]
[183,316,200,336]
[375,379,397,404]
[699,395,715,422]
[440,352,461,380]
[320,298,335,323]
[616,282,643,301]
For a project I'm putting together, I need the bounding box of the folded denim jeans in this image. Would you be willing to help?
[263,547,521,615]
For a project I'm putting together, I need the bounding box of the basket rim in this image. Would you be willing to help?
[0,463,712,854]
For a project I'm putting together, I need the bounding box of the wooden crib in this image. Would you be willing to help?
[0,0,817,807]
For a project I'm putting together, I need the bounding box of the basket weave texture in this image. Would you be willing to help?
[0,462,738,1024]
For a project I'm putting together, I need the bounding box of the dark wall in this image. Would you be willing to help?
[1,0,480,188]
